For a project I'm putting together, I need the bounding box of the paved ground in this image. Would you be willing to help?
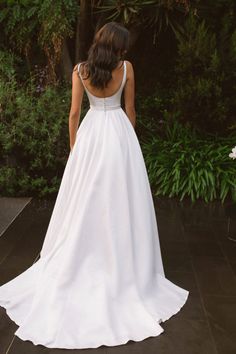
[0,197,236,354]
[0,197,32,237]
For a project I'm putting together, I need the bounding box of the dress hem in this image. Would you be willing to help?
[0,290,189,349]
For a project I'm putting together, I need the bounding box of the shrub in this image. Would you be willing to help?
[141,119,236,203]
[172,13,230,134]
[0,55,88,198]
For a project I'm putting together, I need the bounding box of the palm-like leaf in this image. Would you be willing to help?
[93,0,191,34]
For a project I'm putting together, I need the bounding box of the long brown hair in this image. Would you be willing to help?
[77,22,130,89]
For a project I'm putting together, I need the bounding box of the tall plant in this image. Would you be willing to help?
[141,120,236,203]
[172,12,229,134]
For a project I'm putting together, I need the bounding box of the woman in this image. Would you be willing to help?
[0,21,189,349]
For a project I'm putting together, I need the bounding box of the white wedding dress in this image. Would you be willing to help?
[0,61,189,349]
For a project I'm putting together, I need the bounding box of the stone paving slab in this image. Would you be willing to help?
[0,197,32,238]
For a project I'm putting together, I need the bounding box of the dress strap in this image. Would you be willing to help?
[77,62,82,78]
[122,60,127,89]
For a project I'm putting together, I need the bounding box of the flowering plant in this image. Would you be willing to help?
[229,146,236,160]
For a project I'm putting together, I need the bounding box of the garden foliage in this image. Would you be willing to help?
[0,2,236,201]
[141,120,236,203]
[0,51,87,197]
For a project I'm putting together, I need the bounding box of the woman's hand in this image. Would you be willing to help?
[70,144,74,155]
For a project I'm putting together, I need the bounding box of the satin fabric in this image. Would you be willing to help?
[0,61,189,349]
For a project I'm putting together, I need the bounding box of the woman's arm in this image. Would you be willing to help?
[68,64,84,151]
[123,60,136,128]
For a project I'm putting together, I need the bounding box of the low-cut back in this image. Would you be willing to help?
[77,61,127,110]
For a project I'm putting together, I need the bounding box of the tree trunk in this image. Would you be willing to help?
[60,39,73,82]
[75,0,93,63]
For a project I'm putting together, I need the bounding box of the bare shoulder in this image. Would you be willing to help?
[71,63,84,90]
[73,63,78,71]
[75,61,88,78]
[72,64,79,78]
[72,63,84,80]
[72,62,84,75]
[125,60,134,69]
